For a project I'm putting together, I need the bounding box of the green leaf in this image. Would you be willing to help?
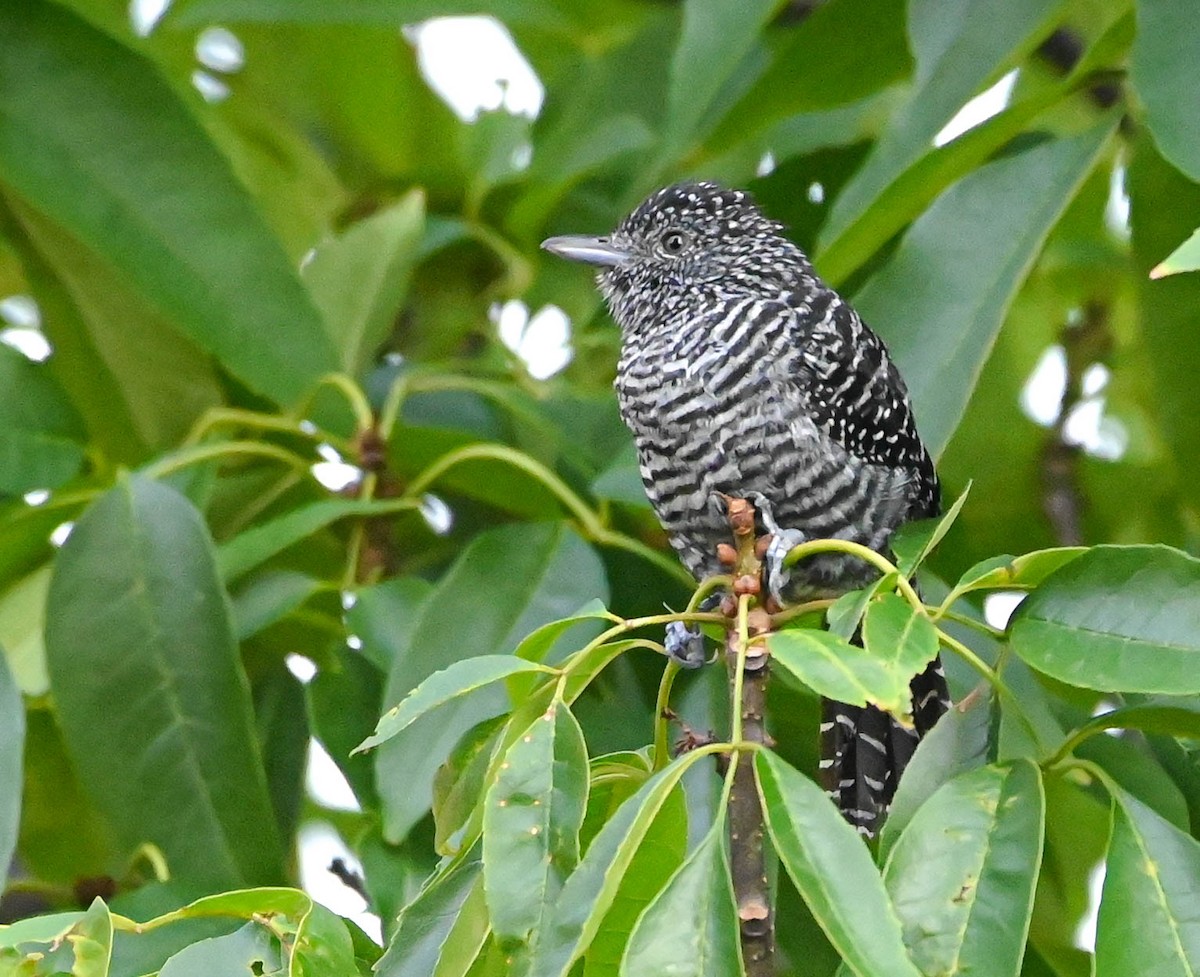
[619,816,741,977]
[0,649,21,894]
[356,657,554,754]
[854,119,1116,458]
[1074,698,1200,742]
[45,475,283,888]
[944,548,1086,605]
[1131,0,1200,183]
[819,0,1065,260]
[435,716,509,855]
[0,1,337,405]
[376,852,486,977]
[890,482,972,576]
[1010,545,1200,693]
[0,344,84,495]
[483,702,589,945]
[663,0,783,151]
[0,566,51,696]
[8,199,224,463]
[769,627,912,715]
[883,761,1045,977]
[159,921,283,977]
[826,572,897,641]
[1150,226,1200,280]
[755,749,921,977]
[303,191,426,375]
[1096,788,1200,976]
[526,755,700,977]
[362,523,607,843]
[217,497,418,583]
[307,647,383,808]
[862,594,940,686]
[706,0,911,154]
[232,571,326,641]
[880,688,992,858]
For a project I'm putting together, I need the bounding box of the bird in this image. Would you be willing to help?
[542,180,949,835]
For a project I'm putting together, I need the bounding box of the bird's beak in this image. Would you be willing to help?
[541,235,629,268]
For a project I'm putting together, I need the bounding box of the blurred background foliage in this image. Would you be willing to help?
[0,0,1198,974]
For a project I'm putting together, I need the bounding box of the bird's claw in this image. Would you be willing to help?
[744,492,806,604]
[664,621,709,668]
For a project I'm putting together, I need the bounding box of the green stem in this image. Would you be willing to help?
[933,606,1007,640]
[783,538,923,611]
[142,441,312,480]
[301,373,375,433]
[731,594,751,745]
[592,527,695,587]
[769,597,835,628]
[184,407,351,454]
[652,660,681,771]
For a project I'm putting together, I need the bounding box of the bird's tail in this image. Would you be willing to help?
[819,656,950,836]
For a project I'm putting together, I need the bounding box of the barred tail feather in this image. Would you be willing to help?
[820,655,951,836]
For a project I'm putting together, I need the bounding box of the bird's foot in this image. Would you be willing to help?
[664,594,721,668]
[744,492,807,605]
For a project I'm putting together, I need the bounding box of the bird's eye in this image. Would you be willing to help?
[662,231,687,255]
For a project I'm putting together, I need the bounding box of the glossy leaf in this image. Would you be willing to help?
[45,476,283,887]
[855,119,1115,458]
[159,921,282,977]
[1096,789,1200,976]
[880,689,992,858]
[755,749,921,977]
[483,702,588,944]
[663,0,782,151]
[890,482,971,576]
[769,627,911,715]
[884,761,1044,977]
[376,853,485,977]
[944,548,1086,606]
[1131,0,1200,183]
[356,656,554,753]
[303,190,426,374]
[363,523,607,842]
[1010,545,1200,693]
[526,755,698,977]
[0,649,21,893]
[819,0,1064,260]
[862,594,940,684]
[620,817,741,977]
[0,344,84,495]
[707,0,911,153]
[0,1,337,405]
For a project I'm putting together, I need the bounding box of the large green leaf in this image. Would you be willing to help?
[158,921,282,977]
[303,191,426,375]
[0,1,337,405]
[0,649,21,894]
[45,476,283,888]
[855,119,1115,458]
[818,0,1065,258]
[1131,0,1200,183]
[861,594,940,682]
[7,200,224,463]
[619,816,741,977]
[662,0,783,153]
[883,761,1045,977]
[880,689,992,858]
[483,702,589,946]
[358,523,607,843]
[1010,545,1200,693]
[0,344,84,495]
[755,750,921,977]
[1096,788,1200,976]
[356,656,555,753]
[705,0,911,155]
[526,757,695,977]
[375,852,486,977]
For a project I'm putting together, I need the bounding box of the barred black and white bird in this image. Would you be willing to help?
[542,181,950,834]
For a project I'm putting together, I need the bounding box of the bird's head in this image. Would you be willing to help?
[542,181,810,332]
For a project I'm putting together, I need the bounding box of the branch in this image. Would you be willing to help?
[722,497,775,976]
